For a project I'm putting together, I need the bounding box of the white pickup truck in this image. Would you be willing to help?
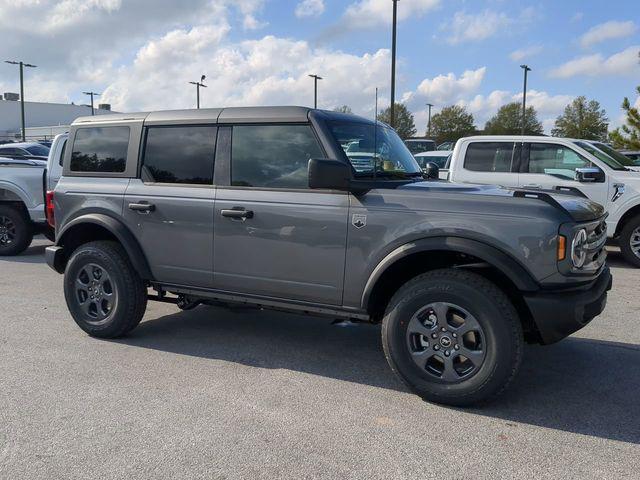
[442,135,640,266]
[0,133,66,255]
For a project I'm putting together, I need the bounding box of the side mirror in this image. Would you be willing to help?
[308,158,351,190]
[423,162,439,180]
[575,167,604,183]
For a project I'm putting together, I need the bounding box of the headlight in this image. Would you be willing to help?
[571,229,588,268]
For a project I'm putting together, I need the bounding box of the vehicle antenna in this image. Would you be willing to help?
[374,87,378,181]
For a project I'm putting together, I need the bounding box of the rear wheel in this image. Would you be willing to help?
[0,205,33,256]
[64,241,147,338]
[619,215,640,268]
[381,269,523,406]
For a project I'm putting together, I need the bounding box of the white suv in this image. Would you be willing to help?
[447,136,640,266]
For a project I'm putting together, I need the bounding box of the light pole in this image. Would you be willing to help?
[83,91,100,116]
[308,74,322,109]
[520,64,531,136]
[189,75,207,109]
[426,103,434,138]
[390,0,399,128]
[4,60,37,142]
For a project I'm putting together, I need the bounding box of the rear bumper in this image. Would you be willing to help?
[45,245,65,273]
[524,266,612,345]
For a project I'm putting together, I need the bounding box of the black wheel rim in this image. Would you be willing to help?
[74,263,117,325]
[0,215,16,246]
[631,226,640,258]
[406,302,487,383]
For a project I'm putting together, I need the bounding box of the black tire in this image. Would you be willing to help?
[64,240,147,338]
[0,204,34,256]
[619,215,640,268]
[381,269,523,407]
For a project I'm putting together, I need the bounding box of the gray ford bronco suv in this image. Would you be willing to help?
[46,107,612,406]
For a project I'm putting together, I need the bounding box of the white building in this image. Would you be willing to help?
[0,98,113,140]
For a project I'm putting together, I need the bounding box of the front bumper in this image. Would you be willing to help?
[523,266,612,345]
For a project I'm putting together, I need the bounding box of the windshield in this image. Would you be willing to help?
[25,144,50,156]
[591,142,635,167]
[328,121,423,179]
[405,140,435,154]
[574,142,627,171]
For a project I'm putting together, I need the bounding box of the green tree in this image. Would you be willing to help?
[429,105,476,144]
[484,102,544,136]
[609,85,640,150]
[333,105,353,114]
[377,103,417,139]
[551,96,608,140]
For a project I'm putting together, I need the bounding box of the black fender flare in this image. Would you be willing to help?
[56,213,153,280]
[360,236,540,309]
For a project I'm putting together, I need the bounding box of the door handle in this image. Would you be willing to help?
[221,208,254,220]
[523,184,542,189]
[128,202,155,213]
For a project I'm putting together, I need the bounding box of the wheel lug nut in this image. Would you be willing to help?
[445,351,450,357]
[454,345,460,350]
[434,345,440,350]
[431,333,438,339]
[441,327,446,332]
[452,333,457,338]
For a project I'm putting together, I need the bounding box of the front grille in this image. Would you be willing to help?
[583,218,608,271]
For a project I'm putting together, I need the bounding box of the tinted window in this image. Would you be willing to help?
[70,127,129,172]
[415,154,450,168]
[231,125,323,189]
[527,143,591,180]
[58,139,67,166]
[464,142,515,172]
[143,126,216,185]
[0,147,21,156]
[25,144,50,156]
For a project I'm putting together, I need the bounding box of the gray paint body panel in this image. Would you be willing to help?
[213,188,349,305]
[122,179,216,287]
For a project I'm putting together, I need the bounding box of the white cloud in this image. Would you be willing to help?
[342,0,440,29]
[444,10,511,45]
[295,0,325,18]
[102,32,391,115]
[459,89,573,133]
[580,20,637,48]
[407,68,487,106]
[509,45,543,62]
[550,45,640,78]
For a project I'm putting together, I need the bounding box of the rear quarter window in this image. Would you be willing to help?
[70,126,130,173]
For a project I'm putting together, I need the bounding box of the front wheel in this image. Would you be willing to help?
[382,269,523,406]
[64,241,147,338]
[619,215,640,268]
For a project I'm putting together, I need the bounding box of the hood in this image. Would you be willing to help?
[399,181,605,223]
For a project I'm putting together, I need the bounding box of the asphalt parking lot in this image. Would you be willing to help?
[1,239,638,479]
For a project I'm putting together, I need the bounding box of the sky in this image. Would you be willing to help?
[0,0,638,134]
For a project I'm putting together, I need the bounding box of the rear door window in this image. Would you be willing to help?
[142,126,216,185]
[464,142,516,172]
[231,125,323,189]
[70,126,130,173]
